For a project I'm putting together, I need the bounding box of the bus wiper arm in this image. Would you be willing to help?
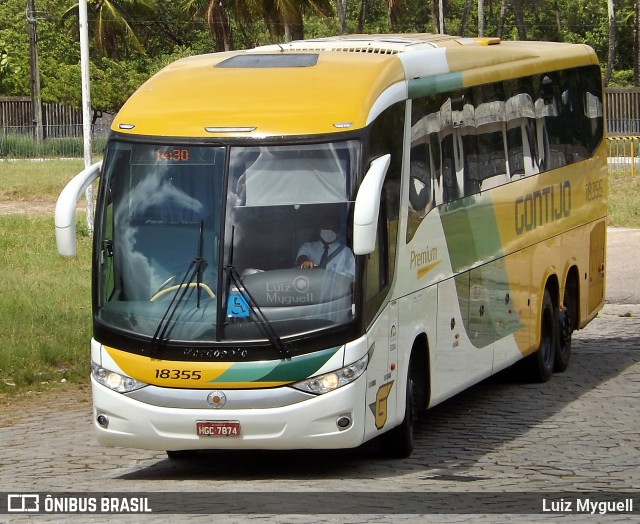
[152,221,207,351]
[224,264,292,359]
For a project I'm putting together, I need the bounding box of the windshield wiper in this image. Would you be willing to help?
[224,264,292,359]
[152,220,207,351]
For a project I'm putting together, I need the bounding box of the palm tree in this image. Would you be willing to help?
[63,0,157,59]
[181,0,331,50]
[180,0,236,51]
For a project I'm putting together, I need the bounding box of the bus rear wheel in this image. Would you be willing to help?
[554,297,573,373]
[525,288,557,383]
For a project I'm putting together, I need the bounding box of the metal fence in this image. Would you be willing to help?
[605,88,640,136]
[0,125,109,158]
[0,97,112,158]
[607,136,640,176]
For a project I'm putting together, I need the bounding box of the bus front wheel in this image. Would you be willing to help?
[379,362,417,458]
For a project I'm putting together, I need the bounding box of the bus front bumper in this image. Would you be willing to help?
[91,375,368,451]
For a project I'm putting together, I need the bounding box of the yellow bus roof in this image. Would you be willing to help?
[113,34,598,139]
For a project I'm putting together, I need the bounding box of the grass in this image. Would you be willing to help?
[0,214,92,392]
[0,159,85,202]
[0,160,637,393]
[608,173,640,227]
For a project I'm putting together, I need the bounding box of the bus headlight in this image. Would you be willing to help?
[292,353,368,395]
[91,361,147,393]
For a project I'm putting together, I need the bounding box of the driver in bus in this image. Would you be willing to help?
[296,218,355,278]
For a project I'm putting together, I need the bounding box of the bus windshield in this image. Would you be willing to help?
[95,140,360,345]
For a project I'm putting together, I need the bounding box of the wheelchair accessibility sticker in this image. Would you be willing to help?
[227,293,250,318]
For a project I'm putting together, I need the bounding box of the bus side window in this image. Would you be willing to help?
[535,73,566,170]
[504,80,538,180]
[407,140,433,242]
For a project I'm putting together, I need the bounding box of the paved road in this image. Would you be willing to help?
[1,228,639,522]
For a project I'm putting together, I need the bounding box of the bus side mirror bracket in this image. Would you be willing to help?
[353,154,390,255]
[55,161,102,256]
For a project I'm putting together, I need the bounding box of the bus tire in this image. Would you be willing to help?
[379,362,417,458]
[554,303,572,372]
[166,450,198,460]
[525,288,557,383]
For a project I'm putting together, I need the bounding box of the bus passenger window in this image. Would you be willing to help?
[535,74,566,170]
[505,91,538,179]
[407,143,433,241]
[473,89,509,191]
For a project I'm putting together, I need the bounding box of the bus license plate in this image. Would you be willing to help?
[196,421,241,437]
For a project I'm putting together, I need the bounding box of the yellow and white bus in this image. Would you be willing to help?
[56,34,606,458]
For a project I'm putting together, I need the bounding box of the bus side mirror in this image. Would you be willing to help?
[55,161,102,256]
[353,154,390,255]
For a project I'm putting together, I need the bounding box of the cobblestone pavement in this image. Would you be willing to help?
[1,230,639,523]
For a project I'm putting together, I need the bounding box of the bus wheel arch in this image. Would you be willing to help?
[379,334,430,458]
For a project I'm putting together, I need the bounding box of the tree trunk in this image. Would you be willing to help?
[554,0,563,40]
[357,0,367,32]
[388,0,400,32]
[635,0,639,86]
[512,0,527,40]
[337,0,348,34]
[478,0,485,37]
[497,0,507,38]
[289,8,304,41]
[605,0,616,86]
[432,0,445,34]
[208,1,232,51]
[460,0,472,36]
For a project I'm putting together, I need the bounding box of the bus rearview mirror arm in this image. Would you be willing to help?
[55,161,102,256]
[353,154,390,255]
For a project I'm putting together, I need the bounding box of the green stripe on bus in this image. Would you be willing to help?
[440,193,503,272]
[209,346,340,384]
[408,72,464,98]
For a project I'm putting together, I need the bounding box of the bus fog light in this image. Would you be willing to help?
[337,416,352,429]
[96,414,109,428]
[292,353,368,395]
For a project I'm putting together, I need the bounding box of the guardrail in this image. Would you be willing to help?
[607,136,640,176]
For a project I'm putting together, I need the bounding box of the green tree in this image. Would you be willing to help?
[0,46,23,95]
